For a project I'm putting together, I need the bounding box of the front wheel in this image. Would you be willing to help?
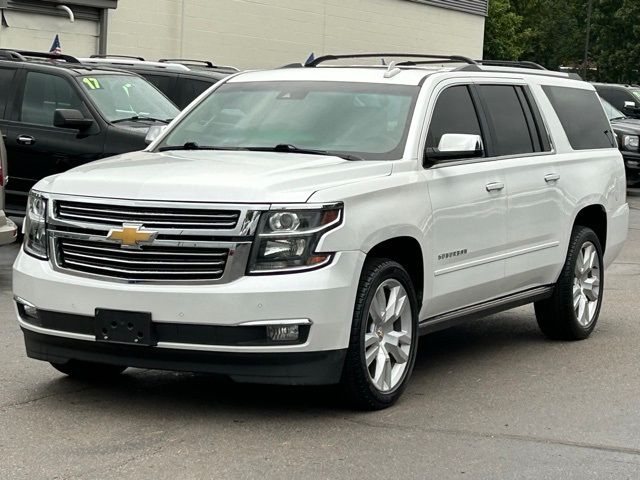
[341,258,419,410]
[535,226,604,340]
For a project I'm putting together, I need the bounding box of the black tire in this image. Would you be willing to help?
[535,226,604,340]
[50,360,127,379]
[341,258,419,410]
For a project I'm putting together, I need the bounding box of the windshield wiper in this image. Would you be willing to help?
[246,144,364,161]
[158,142,249,152]
[112,116,173,125]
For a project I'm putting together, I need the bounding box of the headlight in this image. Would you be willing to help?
[248,204,343,273]
[23,192,48,260]
[623,135,640,151]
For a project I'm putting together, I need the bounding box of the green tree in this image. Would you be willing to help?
[483,0,527,60]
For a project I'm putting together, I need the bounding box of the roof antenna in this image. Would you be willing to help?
[384,61,401,78]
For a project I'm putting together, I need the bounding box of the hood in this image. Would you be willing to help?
[610,117,640,135]
[36,150,393,203]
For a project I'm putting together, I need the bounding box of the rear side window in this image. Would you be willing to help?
[175,77,215,109]
[596,87,632,111]
[478,85,535,156]
[143,74,176,99]
[426,85,483,149]
[543,86,614,150]
[0,68,16,118]
[20,72,87,126]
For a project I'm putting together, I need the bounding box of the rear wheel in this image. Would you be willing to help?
[535,226,603,340]
[341,258,419,410]
[51,360,127,379]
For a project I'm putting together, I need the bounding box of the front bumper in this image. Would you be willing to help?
[22,329,347,385]
[13,249,365,381]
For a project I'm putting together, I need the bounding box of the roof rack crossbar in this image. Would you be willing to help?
[159,58,240,71]
[305,53,478,67]
[90,54,145,61]
[0,50,26,61]
[1,49,80,64]
[475,59,547,70]
[159,58,213,67]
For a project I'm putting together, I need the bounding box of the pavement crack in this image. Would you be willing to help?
[343,417,640,457]
[0,386,95,413]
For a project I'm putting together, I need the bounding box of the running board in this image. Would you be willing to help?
[419,286,554,335]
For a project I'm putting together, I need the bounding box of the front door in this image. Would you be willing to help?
[4,70,104,214]
[423,83,508,317]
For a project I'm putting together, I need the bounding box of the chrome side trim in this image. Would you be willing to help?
[419,285,554,335]
[434,241,560,276]
[14,296,36,308]
[239,319,312,326]
[18,317,95,342]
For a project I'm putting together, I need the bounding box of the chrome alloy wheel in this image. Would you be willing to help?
[573,241,601,327]
[364,279,413,392]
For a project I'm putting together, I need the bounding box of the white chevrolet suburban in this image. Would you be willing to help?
[13,54,629,409]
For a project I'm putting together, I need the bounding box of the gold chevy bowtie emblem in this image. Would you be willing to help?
[106,224,158,249]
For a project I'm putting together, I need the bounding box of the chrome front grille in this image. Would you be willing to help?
[58,238,229,281]
[56,200,241,230]
[47,196,267,284]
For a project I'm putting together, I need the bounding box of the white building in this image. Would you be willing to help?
[0,0,487,68]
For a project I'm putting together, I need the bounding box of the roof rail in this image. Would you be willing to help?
[158,58,240,71]
[0,49,26,61]
[0,49,80,64]
[305,53,478,67]
[475,59,547,70]
[90,54,145,61]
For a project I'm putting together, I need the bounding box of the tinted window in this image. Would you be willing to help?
[0,68,16,118]
[142,74,176,98]
[479,85,534,156]
[596,87,633,111]
[426,85,482,148]
[20,72,87,126]
[543,86,614,150]
[176,77,215,109]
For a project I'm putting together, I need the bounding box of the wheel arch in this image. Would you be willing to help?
[572,203,607,253]
[364,235,425,309]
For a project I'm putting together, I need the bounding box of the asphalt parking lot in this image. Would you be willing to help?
[1,196,640,480]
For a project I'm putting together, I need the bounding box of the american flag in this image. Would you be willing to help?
[49,35,61,55]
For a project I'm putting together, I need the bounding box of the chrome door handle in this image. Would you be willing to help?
[544,173,560,183]
[485,182,505,192]
[17,135,36,146]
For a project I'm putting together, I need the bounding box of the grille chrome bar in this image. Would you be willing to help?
[58,212,238,228]
[64,259,225,277]
[60,241,228,257]
[62,251,226,267]
[59,204,239,219]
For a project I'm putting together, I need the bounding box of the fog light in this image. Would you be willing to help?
[267,325,299,342]
[23,304,38,319]
[626,160,640,168]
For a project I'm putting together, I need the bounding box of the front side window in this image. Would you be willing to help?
[543,85,615,150]
[21,72,88,126]
[159,81,419,160]
[79,74,179,123]
[426,85,483,149]
[478,85,535,157]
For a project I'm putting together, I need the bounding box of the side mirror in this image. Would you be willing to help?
[53,109,94,130]
[145,125,167,145]
[425,134,484,163]
[623,101,640,116]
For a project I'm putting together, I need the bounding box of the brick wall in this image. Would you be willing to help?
[108,0,485,69]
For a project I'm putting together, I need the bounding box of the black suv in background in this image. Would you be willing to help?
[600,97,640,185]
[594,83,640,119]
[79,56,238,109]
[0,49,180,215]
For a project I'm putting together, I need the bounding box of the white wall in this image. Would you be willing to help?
[107,0,485,69]
[0,11,98,57]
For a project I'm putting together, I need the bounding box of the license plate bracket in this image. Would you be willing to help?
[95,309,155,346]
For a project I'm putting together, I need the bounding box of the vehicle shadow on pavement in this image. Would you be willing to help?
[43,309,547,414]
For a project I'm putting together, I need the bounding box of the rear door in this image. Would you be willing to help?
[423,82,508,317]
[476,82,564,293]
[4,70,104,215]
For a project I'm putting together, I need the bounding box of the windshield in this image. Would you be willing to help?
[600,97,625,120]
[158,81,419,160]
[79,74,179,123]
